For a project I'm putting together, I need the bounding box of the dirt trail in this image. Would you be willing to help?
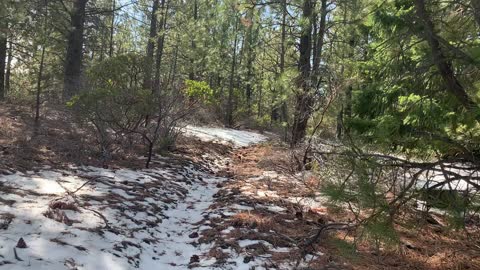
[0,127,267,270]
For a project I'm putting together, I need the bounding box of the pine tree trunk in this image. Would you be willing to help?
[63,0,89,100]
[344,85,352,125]
[153,0,167,95]
[245,11,256,116]
[280,0,286,74]
[109,0,115,57]
[414,0,477,110]
[312,0,327,73]
[5,39,12,95]
[143,0,159,93]
[189,0,198,80]
[226,17,239,127]
[279,0,289,139]
[35,45,46,123]
[336,106,343,139]
[291,0,313,146]
[0,22,7,100]
[167,42,178,87]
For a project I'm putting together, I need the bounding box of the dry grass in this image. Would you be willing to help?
[231,212,275,232]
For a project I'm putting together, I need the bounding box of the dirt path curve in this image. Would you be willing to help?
[0,126,267,270]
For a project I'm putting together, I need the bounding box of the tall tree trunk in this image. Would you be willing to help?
[35,45,46,123]
[0,22,7,101]
[153,0,168,95]
[189,0,198,80]
[109,0,115,57]
[99,36,105,61]
[291,0,313,146]
[279,0,286,74]
[312,0,327,74]
[167,42,179,87]
[63,0,89,100]
[36,0,49,124]
[336,105,343,139]
[414,0,477,110]
[245,10,256,116]
[5,39,12,95]
[226,17,239,127]
[143,0,160,93]
[345,85,352,118]
[279,0,289,139]
[344,34,355,122]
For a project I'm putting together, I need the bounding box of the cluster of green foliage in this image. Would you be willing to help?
[320,0,480,246]
[345,0,480,158]
[184,79,214,104]
[69,54,153,126]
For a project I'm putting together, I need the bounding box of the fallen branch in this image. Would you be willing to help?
[296,222,356,268]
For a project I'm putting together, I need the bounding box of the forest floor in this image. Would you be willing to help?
[205,144,480,270]
[0,103,479,270]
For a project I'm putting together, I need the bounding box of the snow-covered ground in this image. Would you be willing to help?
[184,126,268,147]
[0,127,267,270]
[415,163,480,191]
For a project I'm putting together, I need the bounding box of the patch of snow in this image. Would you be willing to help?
[0,156,231,269]
[231,204,254,211]
[184,125,267,147]
[270,247,291,253]
[264,205,286,213]
[238,239,261,248]
[256,190,279,198]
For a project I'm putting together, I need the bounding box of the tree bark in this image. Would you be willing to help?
[189,0,198,80]
[108,0,115,57]
[414,0,477,110]
[279,0,289,138]
[291,0,313,146]
[272,0,288,122]
[153,0,168,95]
[5,39,12,95]
[0,22,7,100]
[279,0,286,74]
[226,16,239,127]
[35,0,49,124]
[63,0,89,100]
[245,10,256,116]
[35,45,46,123]
[312,0,327,73]
[143,0,159,93]
[336,106,343,139]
